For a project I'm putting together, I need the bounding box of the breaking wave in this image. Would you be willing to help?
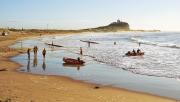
[46,32,180,79]
[130,37,180,49]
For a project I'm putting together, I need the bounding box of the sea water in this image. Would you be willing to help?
[11,32,180,99]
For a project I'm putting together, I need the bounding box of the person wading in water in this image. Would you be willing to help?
[33,46,38,56]
[27,48,31,60]
[80,47,83,55]
[42,48,46,59]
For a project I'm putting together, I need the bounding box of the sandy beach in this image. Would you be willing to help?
[0,30,176,102]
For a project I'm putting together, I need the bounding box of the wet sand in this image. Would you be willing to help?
[0,30,176,102]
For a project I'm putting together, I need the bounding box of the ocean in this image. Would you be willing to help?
[11,32,180,99]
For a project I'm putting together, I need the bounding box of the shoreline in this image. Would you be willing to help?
[14,63,178,101]
[0,31,176,102]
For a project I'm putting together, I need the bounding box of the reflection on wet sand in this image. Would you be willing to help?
[27,59,30,72]
[62,63,84,71]
[42,59,46,71]
[33,55,38,67]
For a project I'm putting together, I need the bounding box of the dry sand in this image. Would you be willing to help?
[0,30,176,102]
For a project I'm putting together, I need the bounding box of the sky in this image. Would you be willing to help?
[1,0,180,31]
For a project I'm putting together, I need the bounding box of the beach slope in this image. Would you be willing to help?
[0,31,175,102]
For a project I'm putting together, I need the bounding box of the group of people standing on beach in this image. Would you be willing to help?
[27,46,47,72]
[27,46,46,60]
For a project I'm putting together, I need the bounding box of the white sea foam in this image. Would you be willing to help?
[130,37,180,49]
[45,32,180,79]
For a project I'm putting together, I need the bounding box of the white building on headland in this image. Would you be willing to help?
[110,19,123,25]
[117,19,121,23]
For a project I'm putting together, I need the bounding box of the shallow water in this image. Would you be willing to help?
[11,32,180,99]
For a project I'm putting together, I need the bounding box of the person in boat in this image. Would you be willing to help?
[80,47,83,55]
[127,51,131,55]
[132,49,136,55]
[77,57,80,62]
[27,48,31,59]
[137,49,141,53]
[42,48,46,59]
